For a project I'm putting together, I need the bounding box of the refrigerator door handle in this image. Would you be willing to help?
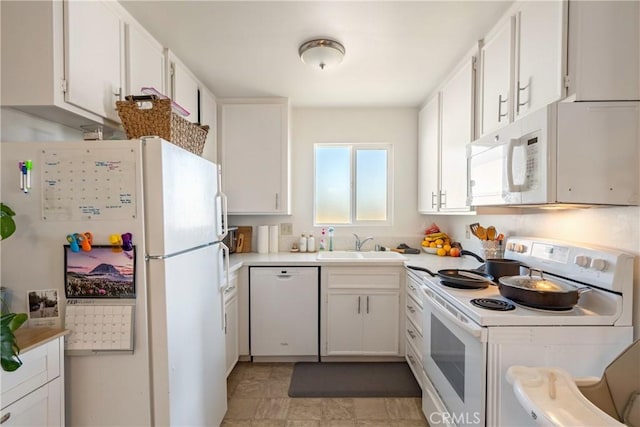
[146,243,216,260]
[216,164,229,241]
[220,242,230,332]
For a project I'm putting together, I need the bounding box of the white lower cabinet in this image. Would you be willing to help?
[405,271,425,388]
[1,333,65,427]
[224,270,239,376]
[322,266,402,356]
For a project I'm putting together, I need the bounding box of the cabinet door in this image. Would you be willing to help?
[514,1,564,119]
[126,22,165,97]
[362,292,400,355]
[224,294,238,377]
[326,293,363,354]
[171,60,199,123]
[417,95,440,213]
[0,378,62,427]
[440,58,474,211]
[65,0,123,122]
[221,103,289,214]
[199,88,218,163]
[568,1,640,101]
[480,17,513,136]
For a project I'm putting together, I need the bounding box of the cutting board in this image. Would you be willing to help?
[236,226,252,253]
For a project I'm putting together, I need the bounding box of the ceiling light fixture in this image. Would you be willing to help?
[299,39,345,70]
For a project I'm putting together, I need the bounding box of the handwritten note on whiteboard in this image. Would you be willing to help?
[41,148,137,221]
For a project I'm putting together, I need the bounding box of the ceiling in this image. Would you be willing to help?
[119,1,512,108]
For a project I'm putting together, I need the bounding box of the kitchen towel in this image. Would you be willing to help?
[269,225,279,253]
[257,225,269,254]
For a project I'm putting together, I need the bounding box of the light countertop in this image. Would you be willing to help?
[228,250,483,272]
[14,327,69,353]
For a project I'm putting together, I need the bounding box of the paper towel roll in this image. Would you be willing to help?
[269,225,279,253]
[257,225,269,254]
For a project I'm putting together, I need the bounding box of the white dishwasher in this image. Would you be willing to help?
[250,267,319,358]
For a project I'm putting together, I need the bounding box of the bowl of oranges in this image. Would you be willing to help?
[421,224,462,257]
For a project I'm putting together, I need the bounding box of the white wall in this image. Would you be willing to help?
[230,107,429,251]
[1,107,82,141]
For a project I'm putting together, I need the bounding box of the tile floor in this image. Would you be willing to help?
[222,362,429,427]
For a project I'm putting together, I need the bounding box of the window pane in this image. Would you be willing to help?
[356,149,387,221]
[315,146,351,224]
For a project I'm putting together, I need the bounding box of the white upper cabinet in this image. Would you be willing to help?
[199,87,218,163]
[167,51,200,124]
[478,0,639,136]
[418,56,475,213]
[440,57,475,211]
[417,95,440,213]
[64,0,123,123]
[566,1,639,101]
[479,17,513,136]
[125,21,165,97]
[1,0,166,131]
[479,2,564,135]
[514,1,565,120]
[220,100,290,215]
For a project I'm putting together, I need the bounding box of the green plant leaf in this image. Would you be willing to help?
[0,202,17,240]
[1,312,25,372]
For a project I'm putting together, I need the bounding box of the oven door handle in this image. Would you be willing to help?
[423,291,485,339]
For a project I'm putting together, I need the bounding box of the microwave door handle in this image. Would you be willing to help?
[506,138,524,192]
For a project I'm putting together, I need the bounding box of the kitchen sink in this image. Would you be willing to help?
[316,251,406,261]
[359,251,406,260]
[316,251,362,259]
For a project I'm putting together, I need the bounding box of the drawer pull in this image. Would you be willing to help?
[407,329,416,339]
[406,305,416,313]
[1,413,11,424]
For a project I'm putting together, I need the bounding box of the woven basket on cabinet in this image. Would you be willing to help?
[116,96,209,156]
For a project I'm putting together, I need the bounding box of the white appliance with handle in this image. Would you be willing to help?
[467,101,639,207]
[408,237,634,426]
[0,138,228,426]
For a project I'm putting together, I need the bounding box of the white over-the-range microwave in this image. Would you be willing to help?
[467,101,639,207]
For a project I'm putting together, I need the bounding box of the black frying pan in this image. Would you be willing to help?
[407,265,495,289]
[460,249,526,280]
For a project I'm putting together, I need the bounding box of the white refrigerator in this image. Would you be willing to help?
[0,138,228,426]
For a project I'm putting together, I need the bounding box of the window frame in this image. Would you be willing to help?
[313,142,394,227]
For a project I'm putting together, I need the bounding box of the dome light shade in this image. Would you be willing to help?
[299,39,345,70]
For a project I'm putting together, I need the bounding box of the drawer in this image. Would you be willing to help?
[0,377,62,426]
[1,339,60,409]
[405,316,423,359]
[405,274,423,309]
[405,341,424,390]
[405,294,422,335]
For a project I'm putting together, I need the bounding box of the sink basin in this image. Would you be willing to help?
[316,251,407,262]
[316,251,362,259]
[359,251,406,260]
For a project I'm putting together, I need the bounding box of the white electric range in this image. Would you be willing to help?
[407,237,634,427]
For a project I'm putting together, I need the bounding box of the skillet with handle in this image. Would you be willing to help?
[407,265,495,289]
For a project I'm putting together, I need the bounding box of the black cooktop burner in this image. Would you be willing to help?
[440,280,488,290]
[471,298,516,311]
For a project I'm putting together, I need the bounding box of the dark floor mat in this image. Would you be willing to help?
[288,361,421,397]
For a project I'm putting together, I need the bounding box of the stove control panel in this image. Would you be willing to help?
[506,237,634,295]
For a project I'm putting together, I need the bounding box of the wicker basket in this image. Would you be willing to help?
[116,95,209,156]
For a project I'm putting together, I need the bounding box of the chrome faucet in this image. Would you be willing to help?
[353,233,374,251]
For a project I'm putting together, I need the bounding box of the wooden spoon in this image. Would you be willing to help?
[487,226,497,241]
[476,225,487,240]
